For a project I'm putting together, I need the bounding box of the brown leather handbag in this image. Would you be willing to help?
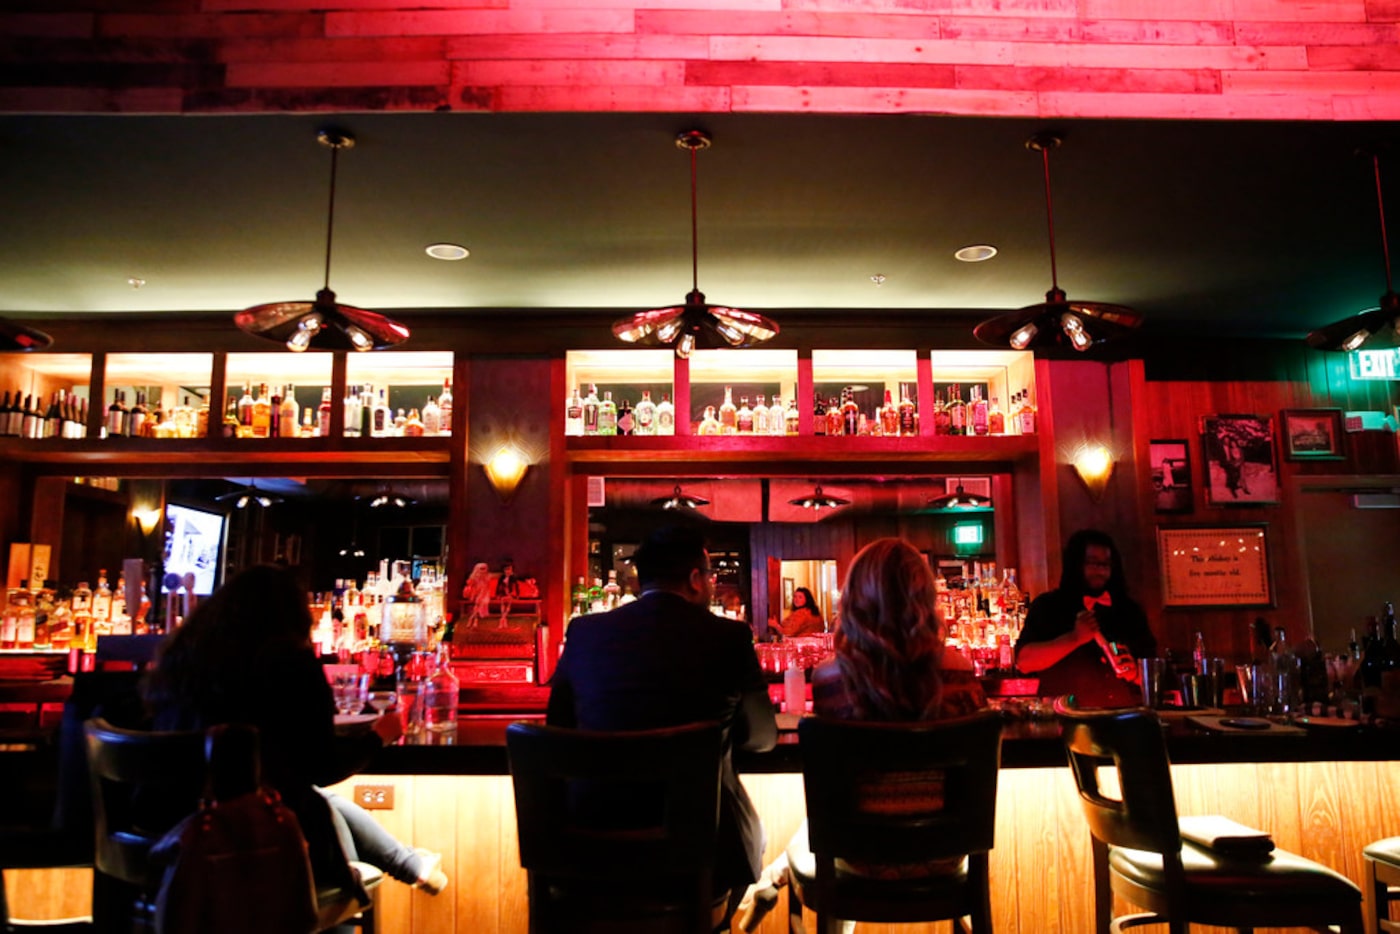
[149,787,320,934]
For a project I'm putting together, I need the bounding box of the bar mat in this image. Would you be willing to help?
[1186,714,1305,735]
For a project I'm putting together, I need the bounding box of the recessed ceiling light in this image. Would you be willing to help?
[870,273,887,286]
[425,243,470,261]
[127,276,146,289]
[954,244,998,263]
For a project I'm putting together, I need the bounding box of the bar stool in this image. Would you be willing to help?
[83,717,379,933]
[1055,699,1364,934]
[506,720,727,933]
[784,710,1004,934]
[1364,836,1400,932]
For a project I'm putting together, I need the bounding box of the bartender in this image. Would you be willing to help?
[1015,528,1157,707]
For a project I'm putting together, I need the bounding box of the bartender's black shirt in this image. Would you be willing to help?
[1015,588,1157,707]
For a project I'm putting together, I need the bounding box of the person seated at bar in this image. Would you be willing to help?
[546,524,777,928]
[738,537,987,931]
[142,565,449,900]
[772,586,825,639]
[1014,528,1156,708]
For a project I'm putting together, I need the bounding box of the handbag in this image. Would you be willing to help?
[149,787,320,934]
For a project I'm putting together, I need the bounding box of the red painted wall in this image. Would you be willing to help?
[1,0,1398,118]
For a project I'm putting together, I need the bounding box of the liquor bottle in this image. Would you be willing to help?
[1270,627,1297,713]
[718,386,738,434]
[897,384,917,437]
[947,384,967,436]
[697,405,721,436]
[826,397,842,437]
[838,388,857,436]
[44,391,62,439]
[342,385,360,439]
[655,393,675,435]
[587,578,605,614]
[1018,390,1038,434]
[236,382,255,428]
[367,388,387,438]
[422,394,442,436]
[616,398,634,436]
[879,389,899,436]
[784,397,799,435]
[752,394,768,434]
[969,385,989,436]
[633,389,656,436]
[423,642,460,740]
[602,570,622,609]
[812,392,827,437]
[111,575,130,635]
[988,396,1006,436]
[597,391,618,436]
[403,408,425,437]
[1382,601,1400,672]
[171,394,195,439]
[564,386,585,436]
[393,408,407,435]
[278,384,299,438]
[0,588,19,649]
[999,569,1022,622]
[360,384,375,438]
[300,407,315,438]
[1360,616,1385,690]
[317,387,333,436]
[582,384,600,435]
[438,378,453,435]
[92,570,113,634]
[105,390,127,439]
[1192,631,1207,674]
[736,396,754,434]
[12,587,34,650]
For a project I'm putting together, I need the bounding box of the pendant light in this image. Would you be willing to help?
[650,484,710,510]
[1306,147,1400,352]
[788,485,850,511]
[974,132,1142,353]
[927,483,991,510]
[612,130,779,359]
[214,480,283,509]
[0,318,53,352]
[234,129,410,353]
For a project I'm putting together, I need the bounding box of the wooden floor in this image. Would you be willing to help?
[9,760,1399,933]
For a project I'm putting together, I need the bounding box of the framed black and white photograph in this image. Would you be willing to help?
[1201,414,1278,505]
[1149,439,1192,513]
[1281,408,1345,460]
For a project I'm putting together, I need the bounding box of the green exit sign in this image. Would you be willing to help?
[953,523,984,546]
[1349,349,1400,380]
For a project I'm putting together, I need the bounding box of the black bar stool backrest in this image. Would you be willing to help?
[83,716,209,887]
[506,720,724,880]
[797,709,1003,867]
[1054,699,1182,856]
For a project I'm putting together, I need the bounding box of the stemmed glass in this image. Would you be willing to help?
[334,673,368,716]
[367,690,397,715]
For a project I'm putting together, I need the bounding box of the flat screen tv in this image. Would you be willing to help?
[162,502,225,595]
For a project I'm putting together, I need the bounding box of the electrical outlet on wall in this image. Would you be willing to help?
[353,784,394,809]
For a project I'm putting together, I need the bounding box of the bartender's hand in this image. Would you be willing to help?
[1109,647,1139,682]
[372,710,404,746]
[1073,609,1101,646]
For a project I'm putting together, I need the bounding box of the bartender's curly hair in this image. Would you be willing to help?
[833,538,945,720]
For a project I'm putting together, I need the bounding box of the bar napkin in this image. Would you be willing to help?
[1178,815,1275,855]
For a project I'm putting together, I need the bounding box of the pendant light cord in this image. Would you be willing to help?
[1373,152,1393,295]
[323,142,340,293]
[690,142,700,295]
[1041,144,1060,294]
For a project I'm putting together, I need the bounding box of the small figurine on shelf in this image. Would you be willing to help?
[495,559,521,627]
[462,562,492,629]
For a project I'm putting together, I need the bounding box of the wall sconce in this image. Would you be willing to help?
[132,507,163,537]
[484,445,530,501]
[1071,443,1115,502]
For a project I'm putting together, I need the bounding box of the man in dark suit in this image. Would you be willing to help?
[546,524,778,922]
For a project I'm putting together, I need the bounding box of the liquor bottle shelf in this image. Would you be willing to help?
[0,436,454,477]
[564,433,1042,474]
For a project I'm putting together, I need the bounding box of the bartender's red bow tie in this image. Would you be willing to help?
[1083,593,1112,611]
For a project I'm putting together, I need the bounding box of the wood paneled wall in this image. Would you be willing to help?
[17,761,1397,933]
[2,1,1400,119]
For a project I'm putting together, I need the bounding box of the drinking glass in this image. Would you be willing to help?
[367,690,397,715]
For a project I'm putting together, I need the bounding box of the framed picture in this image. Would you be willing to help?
[1281,408,1345,460]
[1158,525,1273,608]
[1200,414,1278,505]
[782,577,795,610]
[1149,439,1192,513]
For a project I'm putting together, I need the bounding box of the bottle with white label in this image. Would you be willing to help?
[655,393,675,436]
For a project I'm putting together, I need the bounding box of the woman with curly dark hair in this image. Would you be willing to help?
[736,538,985,930]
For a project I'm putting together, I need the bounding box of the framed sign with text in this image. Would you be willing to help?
[1157,525,1273,608]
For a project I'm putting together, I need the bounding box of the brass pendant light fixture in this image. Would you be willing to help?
[0,318,53,352]
[788,485,850,511]
[612,130,779,359]
[974,132,1142,353]
[214,480,283,509]
[1306,147,1400,352]
[234,129,410,353]
[927,483,992,510]
[650,484,710,510]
